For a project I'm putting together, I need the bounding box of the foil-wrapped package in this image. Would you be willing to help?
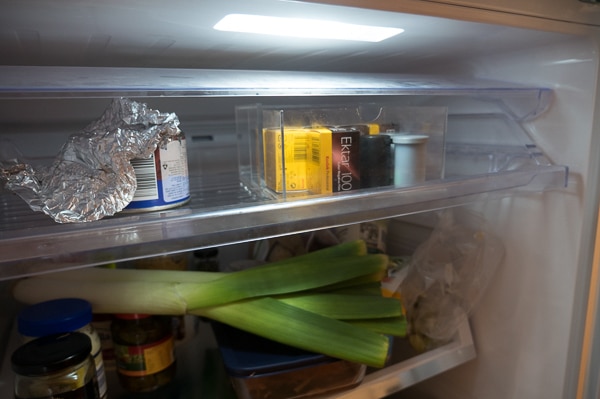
[0,98,182,223]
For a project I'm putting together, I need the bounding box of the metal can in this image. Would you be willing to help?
[11,332,100,399]
[125,133,190,212]
[111,314,176,393]
[17,298,108,399]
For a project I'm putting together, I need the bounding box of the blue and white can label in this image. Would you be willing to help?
[125,134,190,212]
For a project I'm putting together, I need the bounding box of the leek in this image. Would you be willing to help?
[269,239,368,262]
[317,271,388,292]
[191,297,391,368]
[14,253,388,313]
[328,282,384,296]
[12,240,398,368]
[13,279,188,315]
[278,293,402,319]
[347,317,408,336]
[177,254,388,308]
[33,266,222,283]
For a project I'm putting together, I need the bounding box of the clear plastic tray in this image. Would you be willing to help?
[235,103,447,198]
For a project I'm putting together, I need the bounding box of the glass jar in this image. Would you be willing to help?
[17,298,108,399]
[111,314,176,392]
[192,248,219,272]
[133,254,189,341]
[133,252,189,270]
[11,332,100,399]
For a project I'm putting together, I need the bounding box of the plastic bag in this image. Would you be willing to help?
[399,208,505,351]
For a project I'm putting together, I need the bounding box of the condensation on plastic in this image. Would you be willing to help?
[0,98,181,223]
[399,208,505,351]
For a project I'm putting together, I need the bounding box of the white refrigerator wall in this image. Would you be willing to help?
[393,36,600,398]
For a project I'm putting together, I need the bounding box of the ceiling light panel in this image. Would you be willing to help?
[214,14,404,42]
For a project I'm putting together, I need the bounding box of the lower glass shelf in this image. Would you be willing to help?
[328,321,475,399]
[0,316,475,399]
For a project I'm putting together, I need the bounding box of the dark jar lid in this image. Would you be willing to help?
[113,314,151,320]
[193,247,219,258]
[11,332,92,376]
[17,298,92,337]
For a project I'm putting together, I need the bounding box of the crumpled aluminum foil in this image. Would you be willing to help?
[0,98,181,223]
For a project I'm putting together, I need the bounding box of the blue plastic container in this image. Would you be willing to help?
[212,323,366,399]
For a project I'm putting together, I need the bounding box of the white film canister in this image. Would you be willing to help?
[387,134,429,187]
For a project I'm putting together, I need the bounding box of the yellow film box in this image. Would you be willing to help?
[307,128,333,194]
[262,127,309,193]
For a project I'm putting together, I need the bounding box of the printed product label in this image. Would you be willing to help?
[90,318,115,367]
[126,135,190,210]
[92,350,107,399]
[332,129,360,192]
[114,335,175,377]
[159,138,190,202]
[262,128,309,193]
[307,128,332,194]
[79,325,107,399]
[307,128,360,194]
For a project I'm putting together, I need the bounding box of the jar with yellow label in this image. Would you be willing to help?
[111,314,176,392]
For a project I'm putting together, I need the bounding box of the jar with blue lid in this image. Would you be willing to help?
[17,298,107,399]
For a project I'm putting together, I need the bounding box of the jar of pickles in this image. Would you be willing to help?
[111,314,176,392]
[11,332,100,399]
[17,298,108,399]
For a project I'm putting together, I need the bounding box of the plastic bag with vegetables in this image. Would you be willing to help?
[400,208,505,351]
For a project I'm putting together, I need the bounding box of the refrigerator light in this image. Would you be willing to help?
[213,14,404,42]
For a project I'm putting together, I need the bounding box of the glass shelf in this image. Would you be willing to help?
[0,66,552,119]
[0,164,567,281]
[0,66,565,280]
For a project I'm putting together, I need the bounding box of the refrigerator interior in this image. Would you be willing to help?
[1,1,600,398]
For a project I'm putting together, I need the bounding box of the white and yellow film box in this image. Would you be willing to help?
[262,127,309,193]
